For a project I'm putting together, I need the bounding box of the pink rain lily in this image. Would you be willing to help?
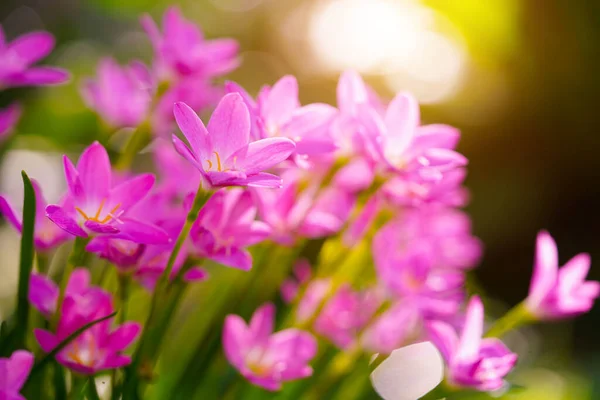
[227,77,337,158]
[141,7,238,81]
[0,350,34,400]
[81,58,153,128]
[427,296,518,392]
[356,89,467,181]
[0,178,70,251]
[253,169,355,246]
[0,25,69,88]
[190,188,270,271]
[45,142,170,244]
[34,269,141,375]
[525,231,600,320]
[314,285,380,349]
[172,94,296,188]
[281,259,312,303]
[0,103,21,143]
[223,303,318,391]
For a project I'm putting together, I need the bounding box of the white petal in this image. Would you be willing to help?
[371,342,445,400]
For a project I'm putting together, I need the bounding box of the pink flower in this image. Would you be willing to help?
[45,142,170,244]
[153,140,201,199]
[141,7,238,81]
[81,58,153,128]
[314,285,380,349]
[525,231,600,320]
[227,77,337,158]
[223,303,318,391]
[0,103,21,143]
[0,178,70,251]
[190,188,270,271]
[0,26,69,88]
[34,269,141,375]
[0,350,34,400]
[281,259,312,303]
[427,296,517,392]
[172,94,295,188]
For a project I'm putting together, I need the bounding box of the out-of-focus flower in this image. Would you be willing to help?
[190,188,270,271]
[81,58,153,128]
[34,269,141,375]
[45,142,170,244]
[172,94,295,188]
[0,179,71,251]
[254,170,354,245]
[0,350,34,400]
[370,342,444,400]
[0,26,69,88]
[0,103,21,143]
[141,7,238,81]
[223,303,317,391]
[427,296,517,392]
[314,285,379,349]
[525,231,600,320]
[361,303,422,354]
[227,77,337,158]
[29,268,94,319]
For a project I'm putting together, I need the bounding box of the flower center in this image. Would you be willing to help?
[75,198,122,224]
[67,337,97,368]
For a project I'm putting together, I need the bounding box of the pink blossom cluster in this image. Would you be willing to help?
[0,6,597,400]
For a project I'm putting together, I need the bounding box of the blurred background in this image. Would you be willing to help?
[0,0,599,398]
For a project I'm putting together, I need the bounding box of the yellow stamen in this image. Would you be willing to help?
[75,207,90,220]
[98,203,121,224]
[94,198,106,220]
[206,159,213,170]
[213,151,223,172]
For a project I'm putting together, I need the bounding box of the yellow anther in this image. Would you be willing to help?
[94,198,106,220]
[213,151,223,172]
[206,159,213,170]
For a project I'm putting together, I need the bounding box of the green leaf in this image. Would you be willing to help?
[27,311,117,381]
[9,171,37,351]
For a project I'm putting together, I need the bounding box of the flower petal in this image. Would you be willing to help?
[115,218,171,245]
[456,296,484,363]
[527,231,558,308]
[249,303,275,341]
[109,322,141,351]
[231,137,295,175]
[337,70,369,115]
[8,32,55,64]
[370,342,444,400]
[109,174,155,212]
[77,142,112,203]
[34,329,59,352]
[384,92,419,155]
[173,102,211,161]
[84,220,120,234]
[8,67,70,86]
[207,93,250,159]
[0,195,22,232]
[261,75,300,128]
[46,205,87,237]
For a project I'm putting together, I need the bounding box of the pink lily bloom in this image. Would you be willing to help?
[253,170,355,246]
[355,88,467,181]
[0,178,71,251]
[0,25,69,88]
[226,77,337,158]
[34,269,141,375]
[0,103,21,143]
[45,142,170,244]
[190,188,270,271]
[223,303,318,391]
[314,285,380,349]
[81,58,153,128]
[525,231,600,320]
[0,350,34,400]
[172,94,296,188]
[141,7,238,81]
[427,296,518,392]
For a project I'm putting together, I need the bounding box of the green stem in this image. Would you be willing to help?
[115,122,152,170]
[123,186,211,397]
[53,237,90,327]
[117,274,130,324]
[36,251,50,275]
[485,302,533,338]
